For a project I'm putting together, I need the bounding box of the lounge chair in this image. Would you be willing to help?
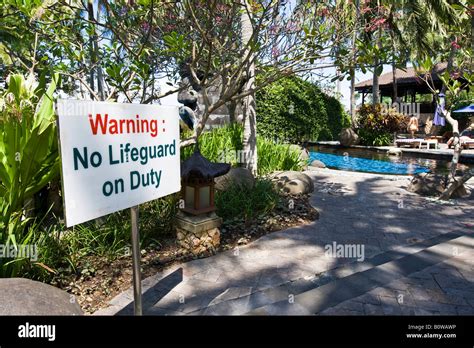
[447,129,474,149]
[448,137,474,149]
[395,138,425,148]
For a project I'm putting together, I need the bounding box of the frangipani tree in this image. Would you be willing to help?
[160,0,352,174]
[414,0,473,200]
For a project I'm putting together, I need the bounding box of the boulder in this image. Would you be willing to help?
[387,148,402,156]
[407,173,470,198]
[0,278,83,315]
[450,183,471,199]
[309,160,326,168]
[214,167,255,191]
[271,171,314,195]
[289,144,310,162]
[339,128,359,147]
[407,173,447,196]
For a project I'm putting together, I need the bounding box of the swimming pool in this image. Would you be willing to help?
[309,146,471,175]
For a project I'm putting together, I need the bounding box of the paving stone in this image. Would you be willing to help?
[145,307,186,316]
[368,287,398,298]
[408,286,433,301]
[386,280,409,291]
[400,306,417,316]
[442,287,474,301]
[379,296,403,315]
[98,169,474,316]
[319,307,361,315]
[353,293,381,306]
[259,301,312,315]
[286,278,317,295]
[414,308,440,315]
[337,300,364,313]
[210,287,242,304]
[456,306,474,315]
[413,300,458,314]
[393,291,417,307]
[202,301,234,315]
[363,303,384,315]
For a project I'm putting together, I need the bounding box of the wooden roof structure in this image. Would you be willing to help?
[354,63,447,97]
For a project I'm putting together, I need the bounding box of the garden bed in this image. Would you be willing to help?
[49,193,318,314]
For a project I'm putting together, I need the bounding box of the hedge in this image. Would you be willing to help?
[256,76,350,143]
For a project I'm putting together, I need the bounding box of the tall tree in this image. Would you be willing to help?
[241,0,258,175]
[349,0,360,123]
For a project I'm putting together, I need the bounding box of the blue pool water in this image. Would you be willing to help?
[309,151,431,175]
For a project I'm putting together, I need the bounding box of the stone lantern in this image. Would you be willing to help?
[175,145,230,255]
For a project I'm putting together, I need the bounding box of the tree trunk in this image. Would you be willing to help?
[439,169,473,201]
[372,6,382,105]
[241,1,258,175]
[445,111,461,179]
[372,30,382,105]
[350,71,356,124]
[88,0,105,101]
[228,100,237,124]
[349,0,359,125]
[372,59,380,105]
[87,1,95,97]
[439,38,462,199]
[392,58,397,104]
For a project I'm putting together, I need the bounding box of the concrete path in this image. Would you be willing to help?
[94,169,474,316]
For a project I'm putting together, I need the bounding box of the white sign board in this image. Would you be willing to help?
[56,100,181,227]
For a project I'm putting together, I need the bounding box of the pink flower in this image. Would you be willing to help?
[141,22,151,32]
[319,7,330,16]
[451,41,461,49]
[272,46,280,58]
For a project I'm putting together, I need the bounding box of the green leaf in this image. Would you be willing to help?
[375,65,383,76]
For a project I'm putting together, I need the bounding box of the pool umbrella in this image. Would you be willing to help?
[452,104,474,113]
[433,94,446,126]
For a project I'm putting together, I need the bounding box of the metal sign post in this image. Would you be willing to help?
[130,205,142,315]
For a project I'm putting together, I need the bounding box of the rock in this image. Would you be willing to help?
[339,128,359,147]
[0,278,83,315]
[214,167,255,191]
[387,148,402,156]
[407,173,470,198]
[407,173,447,196]
[290,145,309,162]
[451,183,471,199]
[271,171,314,194]
[309,160,326,168]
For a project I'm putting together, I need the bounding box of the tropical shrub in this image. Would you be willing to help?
[256,76,348,143]
[215,178,279,222]
[256,137,303,176]
[357,129,393,146]
[0,73,61,276]
[181,123,243,166]
[356,104,408,146]
[323,94,352,137]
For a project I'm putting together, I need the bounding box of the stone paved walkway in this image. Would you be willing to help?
[94,169,474,316]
